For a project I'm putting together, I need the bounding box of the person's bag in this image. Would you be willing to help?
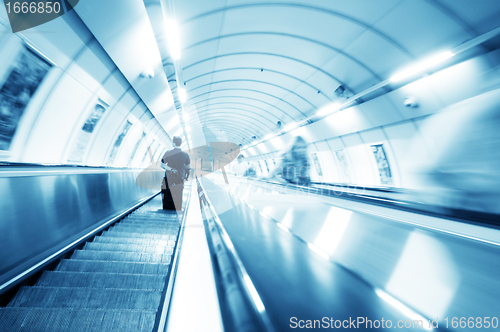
[166,169,183,185]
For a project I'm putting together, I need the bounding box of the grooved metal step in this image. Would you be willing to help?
[93,236,175,246]
[83,242,175,254]
[114,222,179,228]
[119,220,179,227]
[36,271,166,290]
[56,259,170,275]
[126,217,179,222]
[107,227,178,235]
[0,308,156,332]
[100,230,174,240]
[8,286,162,310]
[71,250,172,264]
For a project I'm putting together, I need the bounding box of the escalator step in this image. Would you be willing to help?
[126,214,179,220]
[130,210,179,215]
[71,250,172,264]
[100,230,174,240]
[36,271,165,290]
[0,308,156,332]
[8,286,162,310]
[111,226,179,234]
[93,236,176,246]
[83,242,174,254]
[56,259,169,275]
[113,223,179,230]
[119,220,179,227]
[108,227,178,235]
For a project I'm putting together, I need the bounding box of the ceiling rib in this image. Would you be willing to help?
[197,107,281,125]
[193,97,296,121]
[188,79,319,109]
[182,2,414,57]
[202,119,269,135]
[200,113,275,131]
[184,32,384,83]
[189,88,307,117]
[184,67,331,100]
[195,102,284,121]
[181,52,345,88]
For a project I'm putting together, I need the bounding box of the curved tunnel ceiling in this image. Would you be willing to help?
[75,0,500,148]
[168,0,500,147]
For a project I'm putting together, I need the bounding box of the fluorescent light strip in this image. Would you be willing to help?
[165,19,181,60]
[178,88,186,103]
[262,27,500,135]
[284,123,298,132]
[390,51,454,82]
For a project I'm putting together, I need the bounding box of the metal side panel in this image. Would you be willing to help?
[0,167,161,289]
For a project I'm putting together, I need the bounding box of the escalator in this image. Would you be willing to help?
[0,193,187,332]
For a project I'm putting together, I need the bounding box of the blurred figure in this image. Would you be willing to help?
[161,136,190,210]
[246,163,257,177]
[0,95,17,150]
[407,89,500,215]
[269,136,311,186]
[230,154,248,176]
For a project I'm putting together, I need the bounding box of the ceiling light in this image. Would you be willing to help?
[165,19,181,60]
[390,51,454,82]
[184,112,189,120]
[179,88,186,103]
[284,123,298,132]
[186,126,191,132]
[264,134,273,140]
[317,102,341,116]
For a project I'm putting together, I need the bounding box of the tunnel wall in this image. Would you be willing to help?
[243,49,500,189]
[0,167,161,288]
[0,12,170,167]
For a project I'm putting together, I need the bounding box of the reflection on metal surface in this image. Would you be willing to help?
[307,243,330,261]
[314,207,352,256]
[276,222,290,233]
[261,206,273,217]
[197,178,275,332]
[0,167,158,286]
[375,288,432,331]
[281,208,294,228]
[386,231,460,318]
[243,274,266,314]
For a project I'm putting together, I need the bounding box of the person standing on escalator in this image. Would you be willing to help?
[161,136,190,210]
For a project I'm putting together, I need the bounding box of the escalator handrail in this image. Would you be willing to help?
[235,176,500,227]
[154,185,192,332]
[196,177,275,332]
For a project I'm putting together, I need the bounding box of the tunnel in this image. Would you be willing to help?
[1,0,500,331]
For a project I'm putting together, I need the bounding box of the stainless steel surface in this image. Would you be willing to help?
[204,174,500,325]
[0,167,161,287]
[197,177,274,332]
[0,195,185,332]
